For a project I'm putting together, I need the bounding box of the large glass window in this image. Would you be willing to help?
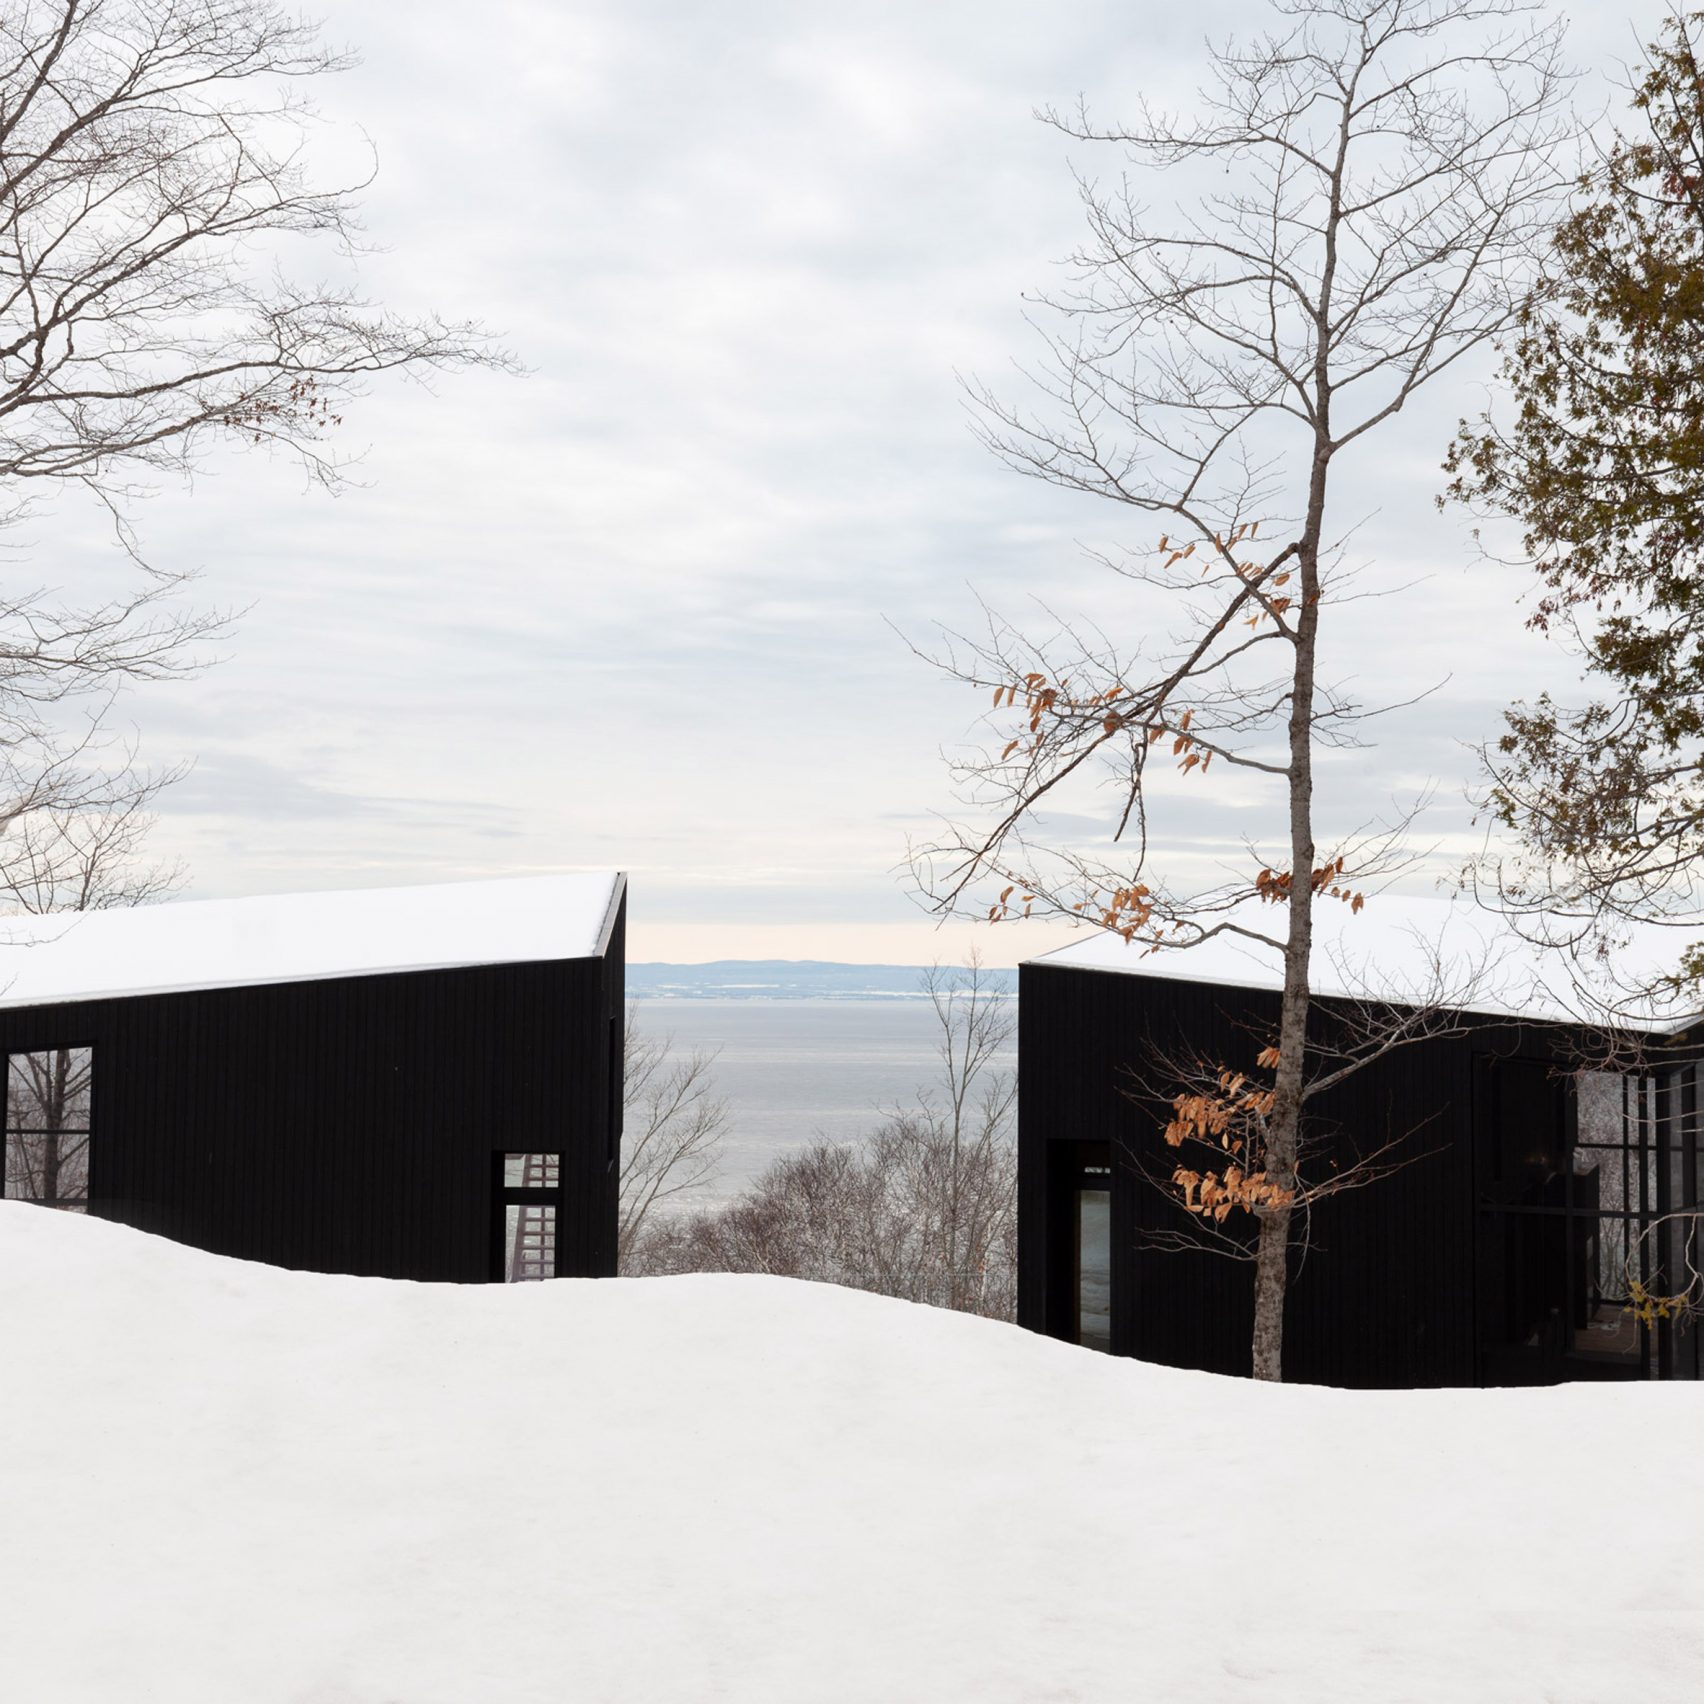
[1478,1061,1702,1382]
[3,1047,92,1211]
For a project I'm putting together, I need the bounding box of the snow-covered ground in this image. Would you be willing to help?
[3,1204,1701,1704]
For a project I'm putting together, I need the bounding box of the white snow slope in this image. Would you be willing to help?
[3,1205,1701,1704]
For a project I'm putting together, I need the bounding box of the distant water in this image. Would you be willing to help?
[628,961,1018,1001]
[628,998,1017,1207]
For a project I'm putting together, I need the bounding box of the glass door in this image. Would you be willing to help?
[493,1151,563,1282]
[1051,1141,1114,1352]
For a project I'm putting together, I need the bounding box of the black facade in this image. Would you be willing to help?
[1019,956,1704,1387]
[0,887,626,1283]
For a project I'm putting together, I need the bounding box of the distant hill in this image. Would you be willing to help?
[626,960,1017,1001]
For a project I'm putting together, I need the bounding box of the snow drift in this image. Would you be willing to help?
[2,1203,1700,1703]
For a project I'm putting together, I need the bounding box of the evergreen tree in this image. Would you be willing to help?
[1449,13,1704,991]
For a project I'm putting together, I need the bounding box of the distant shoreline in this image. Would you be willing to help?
[627,961,1018,1002]
[628,991,1017,1002]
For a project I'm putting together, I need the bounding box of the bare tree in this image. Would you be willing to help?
[0,0,513,837]
[0,589,220,863]
[0,0,511,510]
[0,751,181,1210]
[908,957,1018,1314]
[0,756,183,914]
[633,964,1019,1321]
[914,0,1573,1378]
[618,1008,729,1272]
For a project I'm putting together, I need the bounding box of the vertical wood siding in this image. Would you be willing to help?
[1020,960,1595,1388]
[0,894,625,1283]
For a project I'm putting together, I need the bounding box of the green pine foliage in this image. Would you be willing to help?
[1447,13,1704,986]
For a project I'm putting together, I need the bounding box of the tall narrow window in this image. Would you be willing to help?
[4,1047,93,1211]
[1077,1183,1113,1351]
[1052,1141,1114,1352]
[1568,1070,1645,1366]
[606,1014,622,1169]
[496,1151,562,1282]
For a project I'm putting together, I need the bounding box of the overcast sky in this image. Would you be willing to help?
[44,0,1659,963]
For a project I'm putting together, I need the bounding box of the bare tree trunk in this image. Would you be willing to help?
[1253,140,1339,1373]
[1251,569,1318,1379]
[913,0,1572,1379]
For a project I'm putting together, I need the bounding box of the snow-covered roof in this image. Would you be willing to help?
[1025,889,1701,1034]
[0,872,624,1010]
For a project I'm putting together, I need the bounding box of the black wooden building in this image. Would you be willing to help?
[0,873,626,1282]
[1019,899,1704,1386]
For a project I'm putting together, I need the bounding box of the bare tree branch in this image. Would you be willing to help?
[912,0,1575,1379]
[617,1008,729,1271]
[0,0,516,524]
[631,965,1020,1320]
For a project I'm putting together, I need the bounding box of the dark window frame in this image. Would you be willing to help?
[490,1150,566,1282]
[1047,1140,1114,1351]
[1474,1057,1704,1382]
[606,1014,622,1171]
[3,1042,97,1211]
